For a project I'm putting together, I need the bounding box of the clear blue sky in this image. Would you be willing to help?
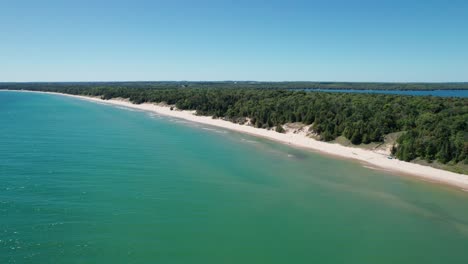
[1,0,467,82]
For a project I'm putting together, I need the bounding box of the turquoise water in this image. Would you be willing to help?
[303,89,468,97]
[1,91,468,263]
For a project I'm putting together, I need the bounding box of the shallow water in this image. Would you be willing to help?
[1,91,468,263]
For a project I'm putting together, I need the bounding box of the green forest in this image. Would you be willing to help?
[1,84,467,167]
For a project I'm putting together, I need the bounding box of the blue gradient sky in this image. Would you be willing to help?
[1,0,467,82]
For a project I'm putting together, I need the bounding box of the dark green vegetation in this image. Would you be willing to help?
[2,84,467,170]
[1,81,468,90]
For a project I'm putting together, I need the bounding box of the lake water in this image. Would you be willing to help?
[1,91,468,263]
[303,89,468,97]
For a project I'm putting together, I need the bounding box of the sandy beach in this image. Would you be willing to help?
[3,90,468,190]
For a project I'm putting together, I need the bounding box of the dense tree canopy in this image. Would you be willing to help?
[2,84,467,165]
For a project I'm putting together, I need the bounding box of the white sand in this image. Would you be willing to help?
[4,90,468,190]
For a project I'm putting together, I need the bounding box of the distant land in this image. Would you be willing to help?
[1,81,468,91]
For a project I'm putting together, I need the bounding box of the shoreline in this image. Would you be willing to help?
[3,89,468,190]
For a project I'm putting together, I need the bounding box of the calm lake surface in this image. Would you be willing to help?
[304,89,468,97]
[1,91,468,263]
